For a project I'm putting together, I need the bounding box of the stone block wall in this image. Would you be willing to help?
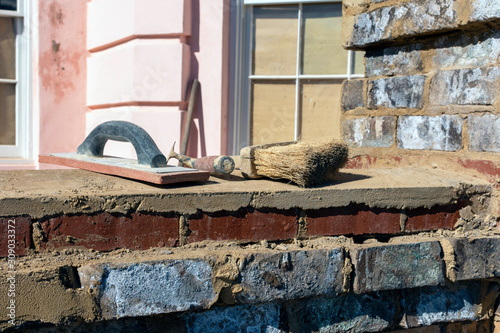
[341,0,500,215]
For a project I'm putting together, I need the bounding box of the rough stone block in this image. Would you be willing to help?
[430,67,500,106]
[366,45,423,77]
[185,303,285,333]
[187,208,298,244]
[468,114,500,153]
[344,1,455,48]
[307,205,401,236]
[342,79,365,111]
[433,30,500,70]
[470,0,500,22]
[351,241,445,293]
[78,260,217,319]
[405,204,462,232]
[400,283,483,328]
[368,76,425,109]
[397,115,463,151]
[236,249,344,303]
[445,237,500,281]
[40,212,179,252]
[286,292,396,332]
[0,217,31,257]
[343,116,395,148]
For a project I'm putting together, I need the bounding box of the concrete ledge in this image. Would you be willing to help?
[0,168,490,218]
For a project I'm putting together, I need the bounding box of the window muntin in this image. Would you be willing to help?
[246,2,364,146]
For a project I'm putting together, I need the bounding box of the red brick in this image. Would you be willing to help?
[406,204,463,232]
[187,208,298,243]
[0,217,32,257]
[306,205,401,236]
[40,212,178,252]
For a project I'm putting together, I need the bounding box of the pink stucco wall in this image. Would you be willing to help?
[187,0,230,157]
[38,0,87,156]
[86,0,231,160]
[3,0,231,169]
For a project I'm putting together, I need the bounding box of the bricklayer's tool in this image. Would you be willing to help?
[168,142,235,175]
[39,121,210,185]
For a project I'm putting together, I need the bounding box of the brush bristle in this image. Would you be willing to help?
[254,138,349,187]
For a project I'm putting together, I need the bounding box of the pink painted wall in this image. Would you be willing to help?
[186,0,231,157]
[38,0,87,156]
[85,0,231,160]
[3,0,232,170]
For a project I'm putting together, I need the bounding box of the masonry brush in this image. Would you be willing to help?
[240,138,349,187]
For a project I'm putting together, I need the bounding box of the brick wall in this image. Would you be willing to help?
[341,0,500,215]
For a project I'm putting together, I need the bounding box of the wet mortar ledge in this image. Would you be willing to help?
[0,167,494,256]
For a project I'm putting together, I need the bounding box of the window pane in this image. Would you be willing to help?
[301,80,342,140]
[0,83,16,145]
[251,81,295,145]
[0,0,16,11]
[253,6,298,75]
[0,17,16,80]
[302,4,346,75]
[354,51,365,75]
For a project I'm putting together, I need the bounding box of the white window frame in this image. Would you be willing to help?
[0,0,33,162]
[229,0,363,154]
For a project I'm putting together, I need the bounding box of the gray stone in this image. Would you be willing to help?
[78,260,217,319]
[343,116,395,148]
[434,31,500,70]
[447,237,500,281]
[342,79,365,111]
[186,303,285,333]
[351,241,445,293]
[470,0,500,22]
[430,67,500,106]
[400,283,483,328]
[368,76,425,109]
[468,114,500,152]
[236,249,344,303]
[346,0,455,48]
[397,115,463,151]
[287,292,396,332]
[366,45,423,77]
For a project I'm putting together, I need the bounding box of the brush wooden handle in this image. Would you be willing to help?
[177,154,235,174]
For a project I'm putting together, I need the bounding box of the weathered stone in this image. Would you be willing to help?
[400,283,483,328]
[430,67,500,106]
[446,237,500,281]
[78,260,217,319]
[366,45,423,77]
[185,303,285,333]
[434,31,500,70]
[468,114,500,153]
[397,115,463,151]
[351,241,445,293]
[342,79,365,111]
[470,0,500,22]
[345,0,455,48]
[236,249,344,303]
[368,76,425,109]
[342,116,395,148]
[286,292,396,332]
